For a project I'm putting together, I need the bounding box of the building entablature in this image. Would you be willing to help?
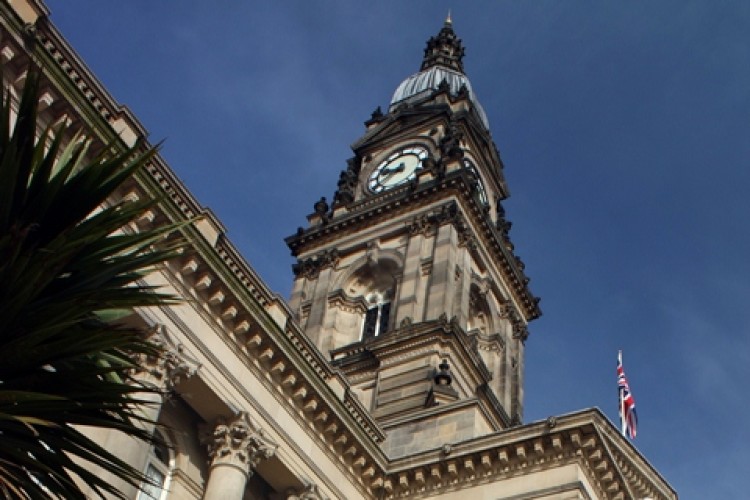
[154,225,390,448]
[0,1,268,303]
[380,409,677,500]
[125,214,392,497]
[1,3,145,148]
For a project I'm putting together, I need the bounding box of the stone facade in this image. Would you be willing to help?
[0,2,676,499]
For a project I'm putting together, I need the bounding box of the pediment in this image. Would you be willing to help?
[352,104,451,153]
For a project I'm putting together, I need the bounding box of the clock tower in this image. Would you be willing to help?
[286,18,541,458]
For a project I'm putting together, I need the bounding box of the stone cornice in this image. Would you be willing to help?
[120,176,391,462]
[377,408,676,500]
[333,317,492,387]
[351,103,451,154]
[99,111,390,500]
[164,243,388,441]
[156,267,387,498]
[594,415,677,500]
[2,2,241,276]
[287,176,541,321]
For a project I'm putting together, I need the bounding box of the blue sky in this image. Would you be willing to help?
[45,1,749,497]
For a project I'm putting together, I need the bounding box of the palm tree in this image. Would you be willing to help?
[0,68,184,498]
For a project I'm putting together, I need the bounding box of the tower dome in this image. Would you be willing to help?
[389,17,490,129]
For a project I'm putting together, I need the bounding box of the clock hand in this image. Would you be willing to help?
[380,163,406,184]
[382,162,406,175]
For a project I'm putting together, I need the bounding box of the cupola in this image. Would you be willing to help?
[389,16,490,128]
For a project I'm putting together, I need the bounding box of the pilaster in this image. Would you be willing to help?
[304,266,337,353]
[424,223,459,321]
[394,228,427,325]
[455,246,473,329]
[78,324,200,499]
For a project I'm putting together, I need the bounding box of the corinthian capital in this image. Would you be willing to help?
[207,412,277,475]
[286,482,327,500]
[136,324,200,390]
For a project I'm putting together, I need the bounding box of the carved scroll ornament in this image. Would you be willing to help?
[135,324,200,391]
[207,412,277,475]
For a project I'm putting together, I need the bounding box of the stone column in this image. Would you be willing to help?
[203,412,277,500]
[79,324,200,498]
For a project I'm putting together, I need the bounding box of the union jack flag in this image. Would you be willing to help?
[617,351,638,439]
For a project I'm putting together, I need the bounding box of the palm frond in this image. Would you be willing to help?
[0,66,188,498]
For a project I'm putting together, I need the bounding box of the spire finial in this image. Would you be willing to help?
[420,14,465,73]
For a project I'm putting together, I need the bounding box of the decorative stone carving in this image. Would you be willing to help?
[421,18,465,73]
[494,200,516,250]
[207,412,277,475]
[406,202,463,237]
[456,83,470,100]
[327,289,368,315]
[514,255,526,271]
[135,324,200,391]
[436,201,460,225]
[333,160,358,206]
[498,303,529,342]
[286,482,327,500]
[313,196,330,224]
[433,359,453,386]
[422,156,445,180]
[436,78,450,94]
[439,122,464,161]
[474,329,505,352]
[23,22,39,48]
[457,230,477,251]
[512,322,529,342]
[407,213,434,236]
[292,249,339,279]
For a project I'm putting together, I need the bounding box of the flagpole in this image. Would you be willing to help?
[618,350,626,437]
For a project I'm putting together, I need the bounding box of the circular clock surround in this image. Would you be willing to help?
[367,146,428,193]
[464,159,488,207]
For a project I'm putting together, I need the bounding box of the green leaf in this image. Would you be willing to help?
[0,66,188,499]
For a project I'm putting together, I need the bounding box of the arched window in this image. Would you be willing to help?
[463,159,489,208]
[362,291,392,340]
[344,259,398,341]
[136,429,173,500]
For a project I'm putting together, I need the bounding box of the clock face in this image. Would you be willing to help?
[464,160,488,207]
[367,146,428,193]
